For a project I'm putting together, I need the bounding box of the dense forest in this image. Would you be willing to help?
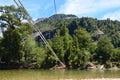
[0,6,120,69]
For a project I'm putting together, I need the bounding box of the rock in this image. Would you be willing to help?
[97,64,105,70]
[108,65,119,70]
[85,62,96,69]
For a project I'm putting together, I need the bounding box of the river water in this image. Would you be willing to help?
[0,69,120,80]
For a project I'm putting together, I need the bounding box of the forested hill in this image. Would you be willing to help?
[34,14,120,69]
[1,6,120,69]
[36,14,120,48]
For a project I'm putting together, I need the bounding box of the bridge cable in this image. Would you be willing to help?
[54,0,57,14]
[13,0,66,68]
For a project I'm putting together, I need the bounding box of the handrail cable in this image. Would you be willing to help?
[13,0,65,68]
[54,0,57,14]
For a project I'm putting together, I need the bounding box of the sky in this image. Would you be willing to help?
[0,0,120,21]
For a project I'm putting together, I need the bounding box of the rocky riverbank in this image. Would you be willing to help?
[80,62,120,70]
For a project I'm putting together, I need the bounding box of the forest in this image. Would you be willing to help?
[0,5,120,69]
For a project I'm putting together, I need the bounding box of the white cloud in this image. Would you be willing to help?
[102,10,120,20]
[59,0,95,15]
[59,0,120,20]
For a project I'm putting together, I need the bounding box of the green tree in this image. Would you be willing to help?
[0,5,33,64]
[60,25,73,65]
[74,27,92,49]
[97,36,114,64]
[111,49,120,63]
[1,28,23,63]
[67,35,80,68]
[47,25,73,67]
[111,32,120,48]
[23,36,46,68]
[67,28,92,68]
[0,5,27,29]
[50,35,65,62]
[0,37,3,62]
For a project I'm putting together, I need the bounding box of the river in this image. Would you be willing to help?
[0,69,120,80]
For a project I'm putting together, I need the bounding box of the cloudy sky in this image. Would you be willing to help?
[0,0,120,20]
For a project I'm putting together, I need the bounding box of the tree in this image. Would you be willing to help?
[50,35,65,62]
[0,5,33,64]
[67,28,92,68]
[59,25,73,65]
[111,49,120,63]
[97,36,114,64]
[68,49,90,67]
[23,36,46,68]
[1,28,23,63]
[74,27,92,49]
[0,37,3,62]
[67,35,81,68]
[46,25,73,67]
[0,5,27,29]
[111,32,120,48]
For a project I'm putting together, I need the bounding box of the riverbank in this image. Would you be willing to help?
[59,78,120,80]
[0,61,120,70]
[50,62,120,71]
[83,78,120,80]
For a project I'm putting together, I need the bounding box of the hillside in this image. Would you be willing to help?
[36,14,120,48]
[49,14,78,19]
[35,14,78,31]
[34,14,120,69]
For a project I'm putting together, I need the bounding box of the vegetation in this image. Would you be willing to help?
[0,6,120,69]
[0,5,46,69]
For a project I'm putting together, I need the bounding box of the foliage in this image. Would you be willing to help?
[23,36,46,68]
[36,15,120,68]
[49,25,73,66]
[0,5,120,69]
[111,49,120,62]
[1,28,23,63]
[74,27,92,49]
[0,5,27,29]
[111,32,120,48]
[67,28,91,68]
[96,36,114,64]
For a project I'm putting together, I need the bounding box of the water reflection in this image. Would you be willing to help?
[0,69,119,80]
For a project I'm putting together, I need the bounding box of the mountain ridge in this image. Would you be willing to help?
[35,14,120,48]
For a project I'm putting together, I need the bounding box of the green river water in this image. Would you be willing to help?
[0,69,120,80]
